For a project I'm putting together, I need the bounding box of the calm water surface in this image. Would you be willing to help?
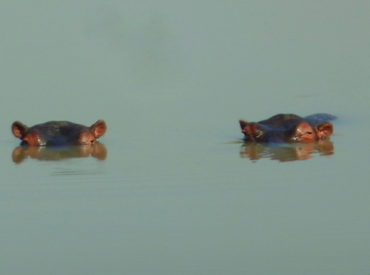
[0,0,370,274]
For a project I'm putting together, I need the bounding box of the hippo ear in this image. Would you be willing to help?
[239,121,262,141]
[316,122,333,139]
[12,121,28,139]
[239,120,248,130]
[90,120,107,138]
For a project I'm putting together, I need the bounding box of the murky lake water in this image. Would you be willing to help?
[1,0,370,274]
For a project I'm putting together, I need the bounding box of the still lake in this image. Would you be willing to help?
[0,0,370,274]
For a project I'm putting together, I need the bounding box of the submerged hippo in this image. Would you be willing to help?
[239,113,335,143]
[11,120,107,146]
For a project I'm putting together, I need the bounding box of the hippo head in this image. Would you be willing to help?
[11,120,107,146]
[239,119,333,143]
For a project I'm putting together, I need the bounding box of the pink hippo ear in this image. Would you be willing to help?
[239,120,248,130]
[11,121,28,139]
[90,120,107,138]
[239,120,257,135]
[239,120,261,141]
[316,122,333,139]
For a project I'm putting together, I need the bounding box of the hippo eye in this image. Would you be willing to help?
[306,131,312,135]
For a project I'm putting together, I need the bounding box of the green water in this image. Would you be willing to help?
[0,0,369,274]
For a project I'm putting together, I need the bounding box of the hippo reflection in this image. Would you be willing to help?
[12,142,107,164]
[239,113,336,143]
[240,140,334,162]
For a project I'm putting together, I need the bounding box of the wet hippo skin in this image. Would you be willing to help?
[11,120,107,146]
[239,113,335,143]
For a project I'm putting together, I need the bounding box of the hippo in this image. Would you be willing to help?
[11,120,107,146]
[239,113,335,143]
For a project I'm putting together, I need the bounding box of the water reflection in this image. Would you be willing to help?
[12,142,107,164]
[240,140,334,162]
